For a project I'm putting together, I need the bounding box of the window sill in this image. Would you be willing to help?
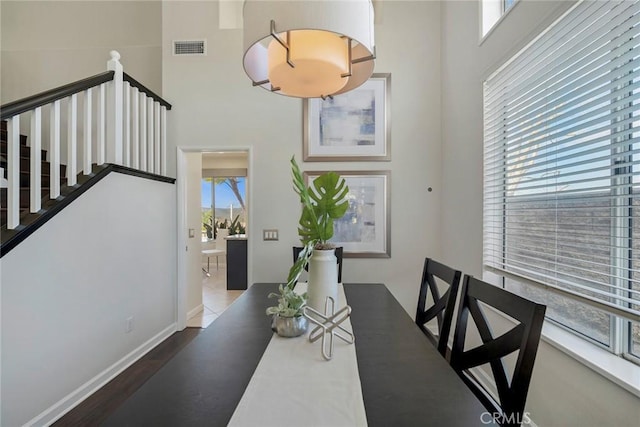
[541,321,640,398]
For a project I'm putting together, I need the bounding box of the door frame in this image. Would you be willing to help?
[176,146,253,330]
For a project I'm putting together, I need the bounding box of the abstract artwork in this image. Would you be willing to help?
[305,171,390,258]
[303,74,390,161]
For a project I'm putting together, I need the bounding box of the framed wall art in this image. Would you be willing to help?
[303,73,391,162]
[304,170,391,258]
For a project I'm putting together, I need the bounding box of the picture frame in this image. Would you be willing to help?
[304,170,391,258]
[303,73,391,162]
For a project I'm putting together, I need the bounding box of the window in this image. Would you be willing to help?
[201,176,246,241]
[503,0,517,12]
[202,179,214,241]
[482,0,519,37]
[483,0,640,361]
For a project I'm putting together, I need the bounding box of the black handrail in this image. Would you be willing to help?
[0,70,172,119]
[0,71,114,119]
[123,73,172,110]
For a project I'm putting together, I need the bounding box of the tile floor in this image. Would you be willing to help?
[187,262,244,328]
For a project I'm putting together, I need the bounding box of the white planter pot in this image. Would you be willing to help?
[307,249,338,313]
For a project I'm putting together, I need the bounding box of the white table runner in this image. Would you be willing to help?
[228,283,368,427]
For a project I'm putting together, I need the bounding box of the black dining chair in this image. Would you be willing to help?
[450,275,546,427]
[292,246,343,283]
[414,258,462,358]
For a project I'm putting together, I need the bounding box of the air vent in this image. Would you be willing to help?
[173,40,206,56]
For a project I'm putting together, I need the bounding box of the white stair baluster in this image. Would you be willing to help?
[154,101,160,173]
[67,94,78,186]
[50,100,61,198]
[7,115,20,229]
[106,50,123,165]
[30,107,42,213]
[124,82,131,167]
[83,88,92,175]
[132,87,139,169]
[161,106,167,175]
[97,83,106,165]
[147,97,154,173]
[140,92,147,171]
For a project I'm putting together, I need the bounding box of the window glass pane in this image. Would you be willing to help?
[202,178,213,241]
[504,178,613,346]
[504,0,517,11]
[215,177,246,234]
[506,279,611,346]
[631,322,640,357]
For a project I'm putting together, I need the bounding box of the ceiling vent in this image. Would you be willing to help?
[173,40,206,56]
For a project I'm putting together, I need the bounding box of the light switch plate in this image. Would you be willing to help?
[188,228,195,238]
[263,229,279,241]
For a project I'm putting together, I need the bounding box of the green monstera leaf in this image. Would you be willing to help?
[298,207,325,245]
[309,172,349,234]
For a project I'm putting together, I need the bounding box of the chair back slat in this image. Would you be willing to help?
[451,275,546,426]
[415,258,462,358]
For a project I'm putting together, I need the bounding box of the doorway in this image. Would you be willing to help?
[192,152,248,327]
[176,147,252,330]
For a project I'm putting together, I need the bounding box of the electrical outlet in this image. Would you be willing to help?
[126,316,134,333]
[263,229,279,241]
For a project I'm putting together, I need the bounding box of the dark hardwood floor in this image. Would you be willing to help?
[53,328,201,426]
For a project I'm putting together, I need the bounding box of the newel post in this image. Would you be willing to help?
[106,50,123,164]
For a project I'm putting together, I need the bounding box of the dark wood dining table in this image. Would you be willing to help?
[104,283,493,426]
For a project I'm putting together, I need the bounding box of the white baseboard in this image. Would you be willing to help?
[26,323,177,427]
[187,304,204,319]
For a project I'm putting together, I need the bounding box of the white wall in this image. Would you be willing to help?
[163,0,442,313]
[441,1,639,425]
[0,0,162,104]
[185,151,203,316]
[0,172,176,426]
[202,152,248,170]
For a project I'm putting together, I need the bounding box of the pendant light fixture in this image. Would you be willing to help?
[243,0,375,99]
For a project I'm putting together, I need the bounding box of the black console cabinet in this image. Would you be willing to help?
[226,237,247,290]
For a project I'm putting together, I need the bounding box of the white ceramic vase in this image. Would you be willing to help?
[307,248,338,313]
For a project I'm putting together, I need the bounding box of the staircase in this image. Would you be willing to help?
[0,120,67,227]
[0,51,172,257]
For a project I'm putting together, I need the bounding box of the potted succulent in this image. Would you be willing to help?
[286,156,349,312]
[228,214,246,236]
[266,284,308,337]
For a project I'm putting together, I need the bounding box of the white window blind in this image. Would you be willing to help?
[483,0,640,323]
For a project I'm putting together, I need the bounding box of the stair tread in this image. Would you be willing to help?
[0,143,48,160]
[0,165,67,178]
[1,159,66,167]
[0,130,29,145]
[1,163,106,234]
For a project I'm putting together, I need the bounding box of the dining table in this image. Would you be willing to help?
[103,283,494,426]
